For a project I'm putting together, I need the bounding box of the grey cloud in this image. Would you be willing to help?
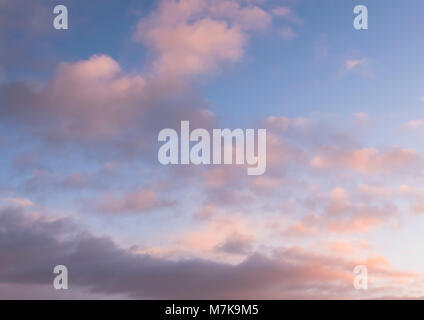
[214,233,254,255]
[0,207,362,299]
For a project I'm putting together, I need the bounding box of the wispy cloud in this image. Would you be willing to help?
[0,197,33,207]
[343,57,374,77]
[279,26,296,40]
[271,6,303,25]
[403,119,424,130]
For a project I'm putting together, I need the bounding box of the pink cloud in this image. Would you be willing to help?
[134,0,271,76]
[0,197,33,207]
[1,55,146,140]
[359,184,395,198]
[310,147,422,174]
[345,58,367,71]
[402,119,424,130]
[411,202,424,215]
[0,53,216,153]
[250,176,283,190]
[344,58,374,77]
[282,187,398,236]
[97,188,176,214]
[266,132,304,167]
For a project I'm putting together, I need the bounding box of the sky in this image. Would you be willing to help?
[1,0,424,299]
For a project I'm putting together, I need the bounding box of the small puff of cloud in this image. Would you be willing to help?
[344,58,374,77]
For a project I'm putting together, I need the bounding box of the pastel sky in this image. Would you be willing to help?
[1,0,424,299]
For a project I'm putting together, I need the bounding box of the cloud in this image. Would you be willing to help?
[359,184,395,198]
[133,0,271,76]
[310,147,422,174]
[264,115,359,151]
[193,204,221,220]
[0,197,33,207]
[0,54,216,159]
[96,188,177,215]
[402,119,424,130]
[249,176,283,190]
[283,221,318,237]
[279,26,296,40]
[0,55,146,140]
[58,162,120,191]
[411,202,424,215]
[265,116,291,131]
[344,58,374,77]
[214,233,254,255]
[324,188,396,234]
[284,187,397,235]
[399,185,423,197]
[61,174,91,190]
[1,0,424,301]
[352,112,369,127]
[345,59,367,71]
[177,215,254,257]
[1,207,419,299]
[357,184,424,201]
[271,6,302,24]
[136,18,245,76]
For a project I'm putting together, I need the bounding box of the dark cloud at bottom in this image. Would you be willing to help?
[0,207,361,299]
